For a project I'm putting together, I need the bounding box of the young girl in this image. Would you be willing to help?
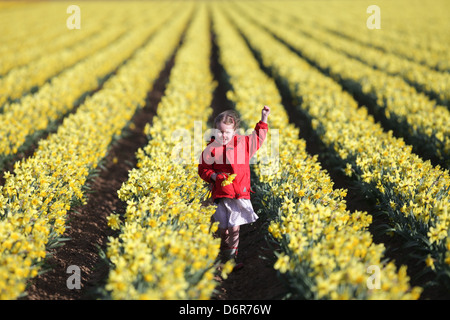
[198,106,270,269]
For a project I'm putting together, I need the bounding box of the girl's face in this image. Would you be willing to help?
[216,122,235,145]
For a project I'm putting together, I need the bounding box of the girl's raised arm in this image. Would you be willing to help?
[247,106,270,158]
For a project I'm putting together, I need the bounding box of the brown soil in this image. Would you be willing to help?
[212,218,288,300]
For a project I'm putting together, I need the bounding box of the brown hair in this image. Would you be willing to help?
[214,110,240,130]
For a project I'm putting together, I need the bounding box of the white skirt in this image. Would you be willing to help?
[213,198,259,229]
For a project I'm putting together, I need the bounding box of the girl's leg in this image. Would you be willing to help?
[219,228,229,252]
[227,226,240,258]
[220,226,240,261]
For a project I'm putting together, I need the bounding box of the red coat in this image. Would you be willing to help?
[198,121,268,201]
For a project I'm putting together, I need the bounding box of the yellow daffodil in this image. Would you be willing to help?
[221,174,237,187]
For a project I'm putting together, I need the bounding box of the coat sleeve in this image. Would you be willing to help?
[198,144,216,183]
[247,121,268,159]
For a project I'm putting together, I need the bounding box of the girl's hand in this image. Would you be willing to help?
[261,105,270,123]
[211,172,226,182]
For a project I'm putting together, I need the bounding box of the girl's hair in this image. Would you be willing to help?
[214,110,240,130]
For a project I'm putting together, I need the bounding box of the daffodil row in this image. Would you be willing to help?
[0,2,64,40]
[0,5,178,166]
[0,12,129,107]
[0,3,190,300]
[0,2,115,77]
[226,4,450,288]
[253,3,450,109]
[0,2,173,104]
[104,4,231,300]
[237,1,450,164]
[211,3,421,299]
[1,3,73,74]
[0,26,125,151]
[259,0,450,73]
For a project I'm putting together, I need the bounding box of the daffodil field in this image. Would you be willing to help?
[0,0,449,300]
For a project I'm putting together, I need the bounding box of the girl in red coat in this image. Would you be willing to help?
[198,106,270,269]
